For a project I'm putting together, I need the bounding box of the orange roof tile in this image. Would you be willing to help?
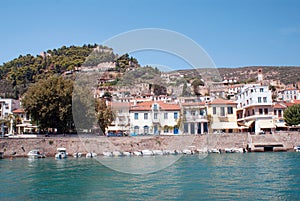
[209,98,237,105]
[181,102,206,106]
[273,103,286,109]
[13,108,25,113]
[130,101,180,111]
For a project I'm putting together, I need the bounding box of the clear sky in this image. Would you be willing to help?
[1,0,300,69]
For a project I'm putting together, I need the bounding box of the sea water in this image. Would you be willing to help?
[0,152,299,200]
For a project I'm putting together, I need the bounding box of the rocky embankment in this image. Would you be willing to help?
[0,132,299,158]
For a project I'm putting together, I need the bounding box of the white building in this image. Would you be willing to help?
[129,101,180,135]
[279,88,300,101]
[236,85,275,134]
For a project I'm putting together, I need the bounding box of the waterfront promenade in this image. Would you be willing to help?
[0,132,299,158]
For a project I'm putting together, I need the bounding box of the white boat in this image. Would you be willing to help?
[133,151,142,156]
[55,148,67,159]
[103,152,112,157]
[122,151,132,156]
[210,149,220,154]
[86,152,97,158]
[294,146,300,152]
[112,151,122,157]
[152,150,163,155]
[27,149,46,159]
[182,149,193,155]
[141,150,153,156]
[73,152,82,158]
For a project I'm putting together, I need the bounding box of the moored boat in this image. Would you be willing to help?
[27,149,46,159]
[73,152,82,158]
[141,150,153,156]
[55,148,67,159]
[294,146,300,152]
[86,152,97,158]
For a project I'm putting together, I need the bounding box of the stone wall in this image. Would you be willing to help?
[0,132,299,158]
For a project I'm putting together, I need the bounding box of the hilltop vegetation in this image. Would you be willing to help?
[0,44,139,98]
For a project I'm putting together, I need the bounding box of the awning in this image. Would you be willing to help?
[275,122,287,128]
[211,122,240,130]
[257,119,276,129]
[245,120,255,127]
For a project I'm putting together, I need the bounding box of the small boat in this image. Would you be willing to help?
[55,148,67,159]
[210,149,220,154]
[0,152,4,159]
[294,146,300,152]
[86,152,97,158]
[73,152,82,158]
[133,151,142,156]
[103,152,112,157]
[112,151,122,157]
[122,151,132,156]
[152,150,163,155]
[27,149,46,159]
[182,149,193,155]
[141,150,153,156]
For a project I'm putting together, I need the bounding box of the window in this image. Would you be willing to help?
[164,113,168,119]
[134,126,139,134]
[174,112,178,119]
[274,110,277,115]
[164,126,169,133]
[259,109,263,115]
[258,97,262,103]
[228,107,233,114]
[144,126,149,134]
[264,108,268,115]
[260,88,264,92]
[278,110,282,117]
[184,123,189,133]
[190,123,195,134]
[263,97,267,103]
[220,107,225,116]
[154,113,158,119]
[144,113,148,120]
[252,109,255,115]
[191,110,196,116]
[134,113,138,120]
[153,104,158,110]
[213,107,216,115]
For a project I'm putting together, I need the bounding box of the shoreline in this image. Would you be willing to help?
[0,132,299,158]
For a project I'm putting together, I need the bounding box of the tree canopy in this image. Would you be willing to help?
[22,76,74,133]
[283,104,300,126]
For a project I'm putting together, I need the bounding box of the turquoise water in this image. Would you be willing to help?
[0,153,299,200]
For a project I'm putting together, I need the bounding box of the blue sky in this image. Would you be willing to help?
[1,0,300,69]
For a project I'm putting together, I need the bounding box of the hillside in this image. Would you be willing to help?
[0,45,139,98]
[217,66,300,84]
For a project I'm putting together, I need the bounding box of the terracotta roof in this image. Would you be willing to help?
[292,100,300,104]
[284,102,295,107]
[130,101,180,111]
[209,98,237,105]
[13,108,25,113]
[273,103,287,109]
[181,102,206,106]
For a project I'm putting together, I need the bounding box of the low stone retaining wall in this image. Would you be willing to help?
[0,132,299,158]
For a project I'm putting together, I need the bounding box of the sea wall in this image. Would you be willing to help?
[0,132,299,157]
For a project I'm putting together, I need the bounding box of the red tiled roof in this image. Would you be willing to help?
[13,108,25,113]
[292,100,300,104]
[273,103,287,109]
[209,98,237,105]
[181,102,206,106]
[130,101,180,111]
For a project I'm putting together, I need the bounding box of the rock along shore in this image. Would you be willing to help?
[0,132,299,158]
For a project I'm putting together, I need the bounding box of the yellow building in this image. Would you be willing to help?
[207,98,246,133]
